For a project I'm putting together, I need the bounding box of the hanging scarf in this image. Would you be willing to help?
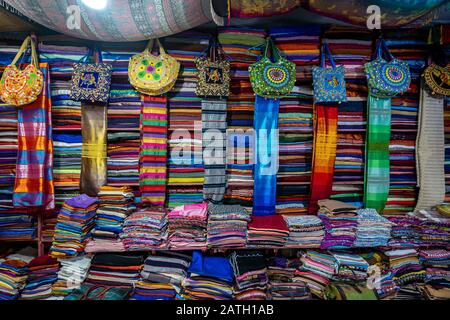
[80,103,107,196]
[415,81,445,210]
[140,95,168,207]
[309,104,338,214]
[364,94,391,213]
[202,99,227,203]
[253,95,279,216]
[13,62,54,210]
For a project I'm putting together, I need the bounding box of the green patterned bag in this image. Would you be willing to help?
[249,37,296,98]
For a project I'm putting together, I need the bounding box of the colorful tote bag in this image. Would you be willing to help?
[249,37,296,98]
[195,38,230,97]
[128,38,180,96]
[312,43,347,103]
[70,50,112,103]
[0,36,43,106]
[364,38,411,98]
[423,63,450,96]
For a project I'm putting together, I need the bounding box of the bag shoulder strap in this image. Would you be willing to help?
[321,42,336,69]
[146,38,166,56]
[11,36,39,67]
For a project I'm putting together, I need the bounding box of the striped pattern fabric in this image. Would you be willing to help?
[415,84,445,210]
[309,104,338,214]
[364,95,391,213]
[13,63,54,210]
[140,95,168,207]
[202,99,227,203]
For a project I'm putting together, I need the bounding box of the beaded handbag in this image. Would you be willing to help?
[365,38,411,98]
[312,42,347,103]
[249,37,296,98]
[128,38,180,96]
[0,36,43,106]
[70,50,112,103]
[195,38,230,97]
[423,63,450,97]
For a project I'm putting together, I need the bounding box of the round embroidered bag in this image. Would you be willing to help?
[0,36,43,106]
[249,37,296,98]
[364,39,411,98]
[128,38,180,96]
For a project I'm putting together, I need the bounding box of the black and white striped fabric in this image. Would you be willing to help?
[202,99,227,203]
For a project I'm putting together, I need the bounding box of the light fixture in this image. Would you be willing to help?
[81,0,108,10]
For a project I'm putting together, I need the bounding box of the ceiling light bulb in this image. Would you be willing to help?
[81,0,107,10]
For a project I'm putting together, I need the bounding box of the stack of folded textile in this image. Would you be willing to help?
[0,259,28,300]
[50,81,81,130]
[390,284,425,300]
[93,186,136,240]
[276,88,314,214]
[0,214,36,241]
[20,255,59,300]
[39,44,88,77]
[121,208,168,250]
[317,199,358,249]
[165,32,209,209]
[52,133,82,206]
[84,238,126,253]
[323,27,372,208]
[283,215,325,248]
[270,25,321,81]
[132,252,192,300]
[387,215,422,247]
[384,29,428,214]
[360,251,398,299]
[86,253,144,288]
[219,28,266,213]
[295,250,336,298]
[229,251,268,300]
[180,252,234,300]
[247,216,289,247]
[107,131,140,187]
[384,249,425,286]
[332,252,369,282]
[207,204,250,248]
[49,194,98,258]
[408,210,450,247]
[101,44,143,76]
[107,84,141,131]
[354,208,393,247]
[52,256,91,296]
[168,203,208,249]
[419,284,450,300]
[0,45,20,64]
[267,256,311,300]
[42,213,58,243]
[0,103,18,213]
[419,249,450,269]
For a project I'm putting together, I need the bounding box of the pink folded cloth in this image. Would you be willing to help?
[168,202,208,220]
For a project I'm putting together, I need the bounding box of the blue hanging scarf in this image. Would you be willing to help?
[252,95,280,216]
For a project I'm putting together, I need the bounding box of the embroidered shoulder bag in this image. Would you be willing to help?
[312,42,347,103]
[423,63,450,97]
[195,38,230,97]
[364,38,411,98]
[249,37,296,98]
[128,38,180,96]
[0,36,43,106]
[70,49,112,103]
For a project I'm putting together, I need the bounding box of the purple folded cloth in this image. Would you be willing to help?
[66,194,98,209]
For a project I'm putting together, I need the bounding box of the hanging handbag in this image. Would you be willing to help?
[195,38,230,97]
[312,42,347,103]
[128,38,180,96]
[0,36,43,106]
[422,63,450,96]
[364,38,411,98]
[70,49,112,103]
[249,37,296,98]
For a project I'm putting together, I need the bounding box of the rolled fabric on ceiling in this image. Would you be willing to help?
[4,0,222,42]
[230,0,301,18]
[302,0,449,28]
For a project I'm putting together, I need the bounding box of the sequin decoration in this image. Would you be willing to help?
[263,65,290,88]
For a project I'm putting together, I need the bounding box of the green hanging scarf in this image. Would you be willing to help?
[364,94,391,213]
